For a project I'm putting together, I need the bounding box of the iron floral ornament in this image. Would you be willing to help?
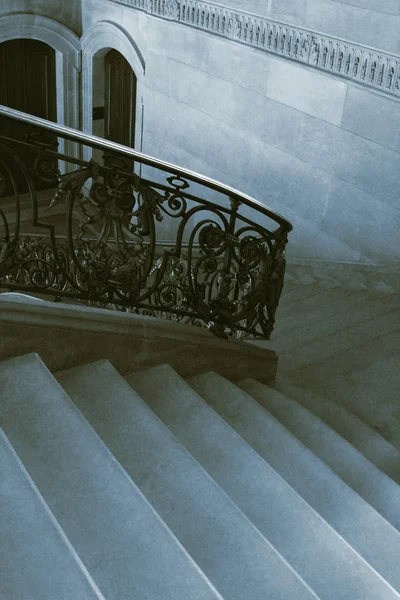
[0,106,292,340]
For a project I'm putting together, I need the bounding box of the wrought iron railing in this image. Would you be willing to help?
[0,104,292,340]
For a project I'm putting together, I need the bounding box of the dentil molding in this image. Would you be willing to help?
[110,0,400,98]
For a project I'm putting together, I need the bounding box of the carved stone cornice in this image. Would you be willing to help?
[110,0,400,98]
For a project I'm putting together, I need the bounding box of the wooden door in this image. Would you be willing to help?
[104,49,136,174]
[0,38,57,192]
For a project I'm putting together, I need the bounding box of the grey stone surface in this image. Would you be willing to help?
[305,0,400,53]
[0,252,398,598]
[0,0,82,35]
[267,291,400,354]
[279,307,400,370]
[309,355,400,451]
[265,61,347,126]
[205,39,271,95]
[274,286,366,336]
[139,15,400,264]
[270,0,308,25]
[187,370,400,599]
[329,0,400,15]
[0,353,224,600]
[240,379,400,531]
[180,369,400,592]
[320,178,400,263]
[144,16,210,71]
[285,261,400,287]
[278,280,338,310]
[0,292,45,304]
[0,429,105,600]
[277,282,343,319]
[287,330,400,382]
[57,359,318,600]
[273,380,400,485]
[82,0,125,33]
[342,87,400,153]
[145,87,336,230]
[281,211,367,262]
[210,0,273,17]
[0,297,277,383]
[294,114,400,212]
[282,274,318,292]
[346,356,400,422]
[268,263,400,458]
[3,0,400,265]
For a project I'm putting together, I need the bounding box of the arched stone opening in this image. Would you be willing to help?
[91,47,138,169]
[0,14,80,131]
[0,13,81,172]
[81,21,145,164]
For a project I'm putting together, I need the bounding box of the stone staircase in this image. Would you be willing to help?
[1,261,399,600]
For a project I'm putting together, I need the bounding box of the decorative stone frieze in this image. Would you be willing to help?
[110,0,400,98]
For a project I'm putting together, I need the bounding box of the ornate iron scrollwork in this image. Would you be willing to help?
[0,105,292,340]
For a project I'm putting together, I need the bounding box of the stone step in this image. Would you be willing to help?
[276,285,351,321]
[0,428,106,600]
[278,280,339,310]
[248,287,372,352]
[342,280,370,292]
[240,379,400,532]
[175,369,400,600]
[60,361,324,600]
[57,359,318,600]
[282,273,318,291]
[283,271,295,282]
[269,292,400,354]
[286,330,400,383]
[173,370,400,592]
[272,380,400,486]
[283,264,347,284]
[0,353,223,600]
[273,287,371,337]
[279,307,400,371]
[0,292,46,305]
[373,282,396,294]
[284,263,399,292]
[306,355,400,451]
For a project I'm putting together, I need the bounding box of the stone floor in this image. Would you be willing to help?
[1,259,399,600]
[252,260,400,444]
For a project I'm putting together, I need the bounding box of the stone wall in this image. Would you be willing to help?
[83,1,400,264]
[220,0,400,55]
[0,0,82,36]
[1,0,400,264]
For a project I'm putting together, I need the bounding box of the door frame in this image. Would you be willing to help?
[81,21,145,164]
[0,14,80,160]
[104,48,137,147]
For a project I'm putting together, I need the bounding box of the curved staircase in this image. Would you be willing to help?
[1,262,399,600]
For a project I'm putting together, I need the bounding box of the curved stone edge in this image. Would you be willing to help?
[0,297,278,383]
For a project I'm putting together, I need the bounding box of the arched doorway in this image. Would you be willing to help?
[81,20,145,166]
[105,49,137,148]
[0,38,56,121]
[92,48,137,171]
[0,38,57,193]
[0,13,80,133]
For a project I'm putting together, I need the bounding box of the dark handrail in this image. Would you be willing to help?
[0,105,292,232]
[0,103,292,340]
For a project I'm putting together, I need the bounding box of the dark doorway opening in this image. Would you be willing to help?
[92,48,137,175]
[105,48,137,149]
[0,38,57,194]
